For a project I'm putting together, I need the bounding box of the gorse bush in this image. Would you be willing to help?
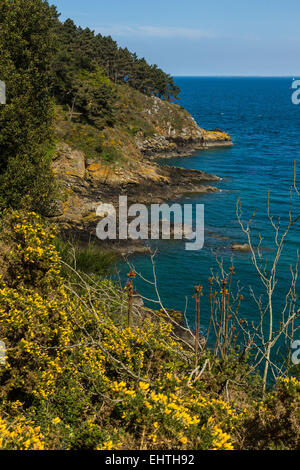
[0,414,45,450]
[241,377,300,450]
[0,211,298,450]
[0,211,61,291]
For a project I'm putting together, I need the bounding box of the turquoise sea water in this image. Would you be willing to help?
[118,77,300,341]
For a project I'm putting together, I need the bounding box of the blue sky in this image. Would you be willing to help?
[52,0,300,76]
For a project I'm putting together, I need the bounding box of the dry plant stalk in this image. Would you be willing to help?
[207,266,245,361]
[127,270,136,328]
[236,161,300,393]
[194,285,203,367]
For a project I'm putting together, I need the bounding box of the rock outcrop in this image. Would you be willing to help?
[231,243,251,253]
[134,96,232,157]
[52,86,232,244]
[51,143,220,240]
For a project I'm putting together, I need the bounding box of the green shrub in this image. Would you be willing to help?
[0,211,298,451]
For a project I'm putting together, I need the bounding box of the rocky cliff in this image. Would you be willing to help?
[133,95,232,157]
[52,84,231,240]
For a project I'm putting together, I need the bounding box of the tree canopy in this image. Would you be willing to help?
[0,0,58,214]
[0,0,180,214]
[53,18,180,107]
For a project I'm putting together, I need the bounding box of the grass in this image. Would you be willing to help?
[55,236,118,277]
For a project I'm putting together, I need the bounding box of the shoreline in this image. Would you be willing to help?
[137,134,233,160]
[142,140,233,160]
[54,147,223,253]
[53,130,233,256]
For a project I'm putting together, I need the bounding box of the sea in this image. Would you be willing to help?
[117,77,300,355]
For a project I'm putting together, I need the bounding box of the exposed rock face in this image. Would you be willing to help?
[85,159,170,186]
[135,96,232,157]
[51,142,220,241]
[52,91,232,245]
[52,143,86,179]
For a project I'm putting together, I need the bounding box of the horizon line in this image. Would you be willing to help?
[172,75,298,78]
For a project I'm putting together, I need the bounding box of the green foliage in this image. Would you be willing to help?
[0,151,57,216]
[55,114,124,164]
[0,212,298,450]
[100,145,122,163]
[55,237,117,277]
[126,55,180,100]
[241,377,300,450]
[0,0,58,214]
[0,210,61,292]
[127,125,141,137]
[0,1,182,215]
[52,18,180,108]
[0,0,58,165]
[57,66,117,129]
[74,68,117,128]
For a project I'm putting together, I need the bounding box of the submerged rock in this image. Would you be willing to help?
[232,242,251,252]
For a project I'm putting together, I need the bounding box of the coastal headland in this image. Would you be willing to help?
[52,84,232,250]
